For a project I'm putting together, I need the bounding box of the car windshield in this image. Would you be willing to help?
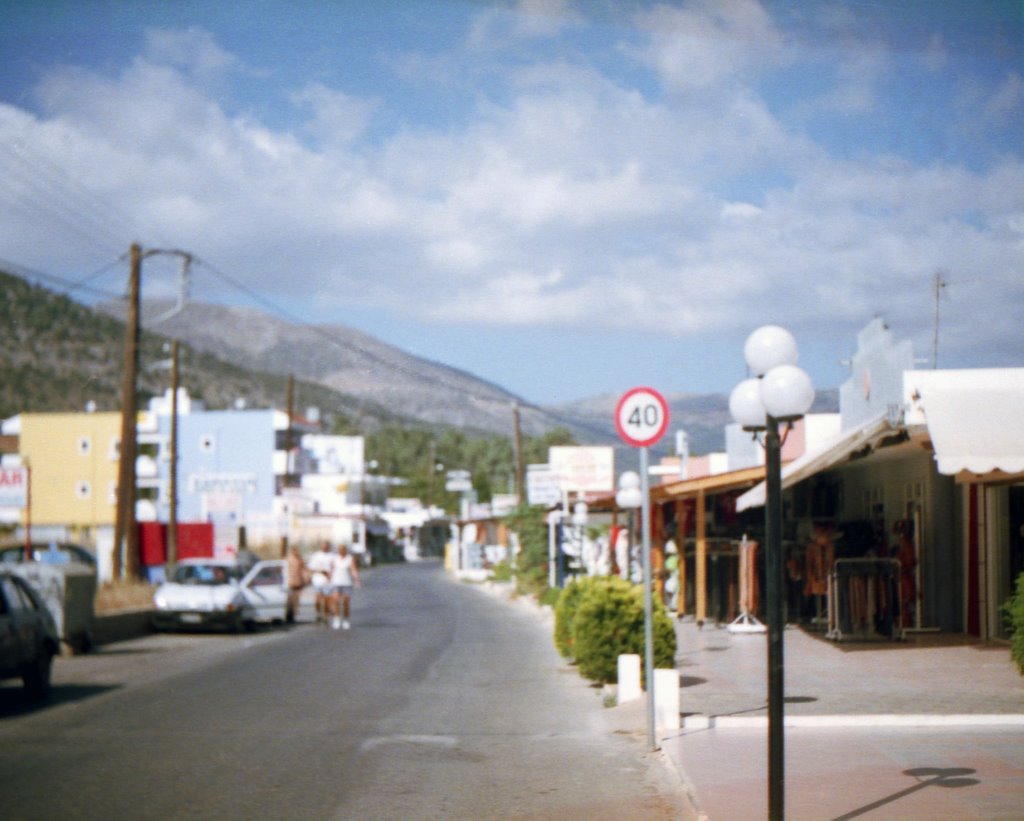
[172,564,242,586]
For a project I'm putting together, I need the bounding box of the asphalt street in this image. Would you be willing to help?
[0,561,691,820]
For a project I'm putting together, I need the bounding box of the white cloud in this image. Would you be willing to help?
[631,0,785,92]
[143,27,240,79]
[0,6,1021,393]
[291,82,378,147]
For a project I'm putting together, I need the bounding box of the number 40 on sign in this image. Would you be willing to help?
[615,387,670,448]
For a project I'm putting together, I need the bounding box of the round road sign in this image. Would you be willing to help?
[615,387,670,448]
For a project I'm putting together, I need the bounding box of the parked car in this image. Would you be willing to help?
[0,542,97,571]
[0,569,60,700]
[152,558,290,632]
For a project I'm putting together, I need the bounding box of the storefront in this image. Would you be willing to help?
[904,369,1024,641]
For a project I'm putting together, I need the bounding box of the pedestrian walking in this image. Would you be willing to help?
[307,541,337,625]
[329,543,361,630]
[285,546,309,623]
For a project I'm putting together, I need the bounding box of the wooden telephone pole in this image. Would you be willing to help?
[114,244,191,580]
[166,339,180,576]
[113,244,142,580]
[512,402,524,504]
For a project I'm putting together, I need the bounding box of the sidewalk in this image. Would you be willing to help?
[658,619,1024,820]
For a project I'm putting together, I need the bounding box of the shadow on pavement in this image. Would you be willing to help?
[830,767,980,821]
[0,683,120,718]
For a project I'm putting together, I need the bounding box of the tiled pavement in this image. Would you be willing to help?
[658,618,1024,820]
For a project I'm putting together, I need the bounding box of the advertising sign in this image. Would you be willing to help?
[526,464,562,506]
[549,446,614,494]
[0,466,28,509]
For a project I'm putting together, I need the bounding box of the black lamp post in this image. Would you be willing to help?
[729,325,815,821]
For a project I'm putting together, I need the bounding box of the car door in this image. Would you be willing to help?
[240,560,288,622]
[0,578,23,676]
[0,576,34,671]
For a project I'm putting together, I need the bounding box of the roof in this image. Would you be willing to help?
[587,465,766,513]
[905,369,1024,478]
[736,413,897,511]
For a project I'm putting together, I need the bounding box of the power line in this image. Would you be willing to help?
[192,256,613,440]
[0,255,126,301]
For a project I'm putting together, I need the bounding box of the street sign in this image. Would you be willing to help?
[526,464,562,506]
[446,469,472,493]
[615,387,670,448]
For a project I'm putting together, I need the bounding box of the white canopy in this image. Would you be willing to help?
[737,414,896,511]
[904,369,1024,476]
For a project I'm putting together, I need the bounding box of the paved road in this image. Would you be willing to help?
[0,561,691,820]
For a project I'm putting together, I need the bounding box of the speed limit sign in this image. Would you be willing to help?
[615,387,670,448]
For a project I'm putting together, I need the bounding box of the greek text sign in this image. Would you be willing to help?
[0,467,28,508]
[188,473,258,495]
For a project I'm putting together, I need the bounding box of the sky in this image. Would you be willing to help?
[1,0,1022,407]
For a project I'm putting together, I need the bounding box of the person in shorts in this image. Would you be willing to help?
[329,543,361,630]
[306,541,336,625]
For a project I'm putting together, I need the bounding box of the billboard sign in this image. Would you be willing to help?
[549,446,614,494]
[0,466,28,509]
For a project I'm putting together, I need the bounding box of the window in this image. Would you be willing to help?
[74,480,91,500]
[77,436,92,455]
[199,435,216,454]
[249,565,283,587]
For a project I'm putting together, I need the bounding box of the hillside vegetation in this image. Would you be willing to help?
[0,270,392,430]
[0,270,576,508]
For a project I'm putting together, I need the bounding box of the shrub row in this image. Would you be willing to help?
[1004,571,1024,675]
[554,575,676,684]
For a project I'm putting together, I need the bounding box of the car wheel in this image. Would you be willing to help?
[23,648,53,701]
[229,613,245,633]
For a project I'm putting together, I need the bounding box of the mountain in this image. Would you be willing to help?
[4,268,838,453]
[549,388,839,458]
[98,298,615,442]
[0,270,405,430]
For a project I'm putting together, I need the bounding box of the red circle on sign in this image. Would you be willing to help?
[615,386,670,448]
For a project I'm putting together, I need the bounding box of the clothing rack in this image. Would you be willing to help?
[826,557,903,642]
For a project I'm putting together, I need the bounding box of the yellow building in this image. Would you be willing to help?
[19,412,121,542]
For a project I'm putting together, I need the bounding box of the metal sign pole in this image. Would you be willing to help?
[640,445,657,752]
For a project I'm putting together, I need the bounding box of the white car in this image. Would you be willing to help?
[152,558,291,632]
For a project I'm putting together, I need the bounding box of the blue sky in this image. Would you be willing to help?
[1,1,1021,406]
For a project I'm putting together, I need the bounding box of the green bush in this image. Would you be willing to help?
[1002,571,1024,675]
[572,576,676,684]
[554,577,608,660]
[504,503,551,599]
[490,561,512,583]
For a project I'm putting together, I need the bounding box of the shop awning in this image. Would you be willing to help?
[652,465,766,502]
[736,413,897,511]
[905,369,1024,478]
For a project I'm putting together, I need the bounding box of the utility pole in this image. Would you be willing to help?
[512,402,524,504]
[114,243,142,580]
[286,374,295,487]
[426,440,437,508]
[115,244,192,580]
[166,339,179,577]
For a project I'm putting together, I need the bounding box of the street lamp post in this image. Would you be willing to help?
[729,325,814,821]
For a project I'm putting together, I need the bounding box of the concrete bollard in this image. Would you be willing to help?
[654,668,680,730]
[617,653,642,704]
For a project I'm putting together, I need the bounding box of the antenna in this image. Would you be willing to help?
[932,271,947,369]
